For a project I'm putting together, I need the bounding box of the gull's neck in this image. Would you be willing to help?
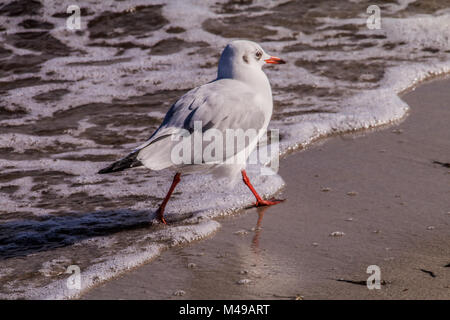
[217,64,272,98]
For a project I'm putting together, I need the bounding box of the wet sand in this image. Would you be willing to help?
[83,77,450,300]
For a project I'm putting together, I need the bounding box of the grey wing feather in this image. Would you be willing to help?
[137,80,266,170]
[162,81,265,134]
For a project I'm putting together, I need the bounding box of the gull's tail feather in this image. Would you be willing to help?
[98,151,143,174]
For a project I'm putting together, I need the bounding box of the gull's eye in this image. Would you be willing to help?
[255,51,262,60]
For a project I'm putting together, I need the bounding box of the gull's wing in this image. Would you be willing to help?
[136,79,266,170]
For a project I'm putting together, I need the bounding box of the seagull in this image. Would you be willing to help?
[98,40,286,224]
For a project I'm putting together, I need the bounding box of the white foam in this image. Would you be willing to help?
[3,220,220,300]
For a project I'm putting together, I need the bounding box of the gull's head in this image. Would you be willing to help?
[217,40,285,80]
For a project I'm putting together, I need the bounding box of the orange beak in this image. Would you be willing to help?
[264,56,286,64]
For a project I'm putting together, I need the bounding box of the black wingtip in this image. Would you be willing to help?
[97,152,143,174]
[97,167,110,174]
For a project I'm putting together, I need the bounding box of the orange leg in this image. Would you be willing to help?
[156,172,181,224]
[241,170,284,206]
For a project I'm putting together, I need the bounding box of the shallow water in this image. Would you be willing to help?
[0,0,449,298]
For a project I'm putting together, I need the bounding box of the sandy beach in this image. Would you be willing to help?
[82,77,450,300]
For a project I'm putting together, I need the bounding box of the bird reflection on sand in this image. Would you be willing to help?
[251,207,269,254]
